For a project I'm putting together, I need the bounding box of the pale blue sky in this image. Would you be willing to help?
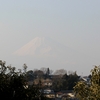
[0,0,100,75]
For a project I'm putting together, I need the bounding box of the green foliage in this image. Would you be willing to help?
[74,66,100,100]
[67,73,79,90]
[52,72,79,91]
[0,60,47,100]
[0,59,81,99]
[26,70,34,81]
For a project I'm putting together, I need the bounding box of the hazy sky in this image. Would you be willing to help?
[0,0,100,75]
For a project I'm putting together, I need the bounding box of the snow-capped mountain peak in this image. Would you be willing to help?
[13,37,53,56]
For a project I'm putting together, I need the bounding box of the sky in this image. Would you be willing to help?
[0,0,100,76]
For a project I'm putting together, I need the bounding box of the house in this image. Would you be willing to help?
[33,78,45,88]
[79,76,91,85]
[61,94,76,100]
[55,90,76,100]
[42,88,55,99]
[42,79,53,87]
[56,92,63,98]
[33,78,53,87]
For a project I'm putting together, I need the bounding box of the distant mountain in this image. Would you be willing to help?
[13,37,75,57]
[12,37,80,72]
[13,37,50,56]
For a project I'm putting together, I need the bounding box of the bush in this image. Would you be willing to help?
[0,60,47,100]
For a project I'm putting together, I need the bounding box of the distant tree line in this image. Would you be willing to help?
[0,60,80,100]
[26,67,80,91]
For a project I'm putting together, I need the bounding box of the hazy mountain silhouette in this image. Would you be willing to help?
[12,37,80,71]
[13,37,76,58]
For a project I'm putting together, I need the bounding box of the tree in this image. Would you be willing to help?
[40,67,53,79]
[40,67,47,74]
[0,60,47,100]
[61,72,79,90]
[23,63,27,73]
[54,69,67,75]
[52,76,63,91]
[67,72,79,90]
[26,70,34,81]
[0,60,27,100]
[34,70,44,79]
[74,66,100,100]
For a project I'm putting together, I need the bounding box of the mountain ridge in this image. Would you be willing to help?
[13,36,75,57]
